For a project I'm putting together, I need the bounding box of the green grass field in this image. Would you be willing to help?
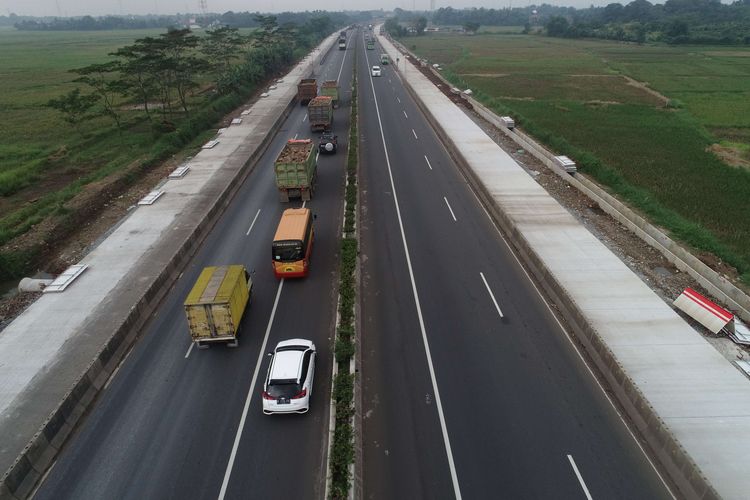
[408,33,750,282]
[0,27,257,280]
[0,28,165,221]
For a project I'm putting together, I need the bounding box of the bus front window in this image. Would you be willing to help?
[273,241,303,262]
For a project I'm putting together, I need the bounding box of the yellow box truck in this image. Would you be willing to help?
[184,265,252,348]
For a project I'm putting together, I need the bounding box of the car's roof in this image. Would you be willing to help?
[269,350,304,381]
[270,339,313,380]
[372,65,380,69]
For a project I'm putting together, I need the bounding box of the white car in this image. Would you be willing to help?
[262,339,316,414]
[371,65,382,77]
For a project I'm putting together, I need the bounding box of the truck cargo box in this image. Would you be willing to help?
[184,265,252,348]
[297,78,317,105]
[307,96,333,132]
[320,80,340,108]
[274,139,317,202]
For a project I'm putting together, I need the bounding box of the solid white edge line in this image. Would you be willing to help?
[403,110,408,119]
[443,196,457,222]
[218,279,285,500]
[184,342,195,359]
[479,272,504,319]
[245,209,261,236]
[424,155,433,170]
[567,455,594,500]
[466,180,676,499]
[365,40,463,500]
[412,128,418,139]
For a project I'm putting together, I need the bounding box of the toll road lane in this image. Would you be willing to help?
[358,31,672,500]
[34,40,354,500]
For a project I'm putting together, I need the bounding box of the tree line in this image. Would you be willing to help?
[46,15,337,133]
[388,1,750,45]
[11,10,370,31]
[545,0,750,44]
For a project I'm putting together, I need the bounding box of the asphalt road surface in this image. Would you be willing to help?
[35,36,354,500]
[357,31,673,500]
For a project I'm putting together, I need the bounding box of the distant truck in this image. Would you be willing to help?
[319,132,338,154]
[297,78,317,105]
[380,53,389,65]
[307,96,333,132]
[274,139,317,202]
[320,80,340,108]
[338,39,346,50]
[184,265,252,349]
[366,39,375,50]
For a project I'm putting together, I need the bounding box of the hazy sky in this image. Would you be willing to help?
[0,0,650,17]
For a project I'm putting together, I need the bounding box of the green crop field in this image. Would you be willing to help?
[0,27,262,281]
[0,28,166,239]
[407,33,750,283]
[0,29,159,269]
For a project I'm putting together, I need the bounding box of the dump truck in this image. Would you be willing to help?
[274,139,317,202]
[307,96,333,132]
[297,78,317,105]
[184,265,252,348]
[320,80,340,108]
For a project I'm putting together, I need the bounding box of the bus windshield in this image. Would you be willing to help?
[272,240,303,262]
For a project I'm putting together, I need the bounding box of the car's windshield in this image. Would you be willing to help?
[272,241,303,262]
[266,381,302,398]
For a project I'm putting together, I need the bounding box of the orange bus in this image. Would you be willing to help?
[272,208,314,279]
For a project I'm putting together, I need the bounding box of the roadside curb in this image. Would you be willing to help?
[384,35,719,500]
[0,34,342,498]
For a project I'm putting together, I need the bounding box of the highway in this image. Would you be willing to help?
[357,32,673,499]
[34,37,354,500]
[34,28,676,500]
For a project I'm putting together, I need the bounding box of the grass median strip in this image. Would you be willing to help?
[329,50,358,500]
